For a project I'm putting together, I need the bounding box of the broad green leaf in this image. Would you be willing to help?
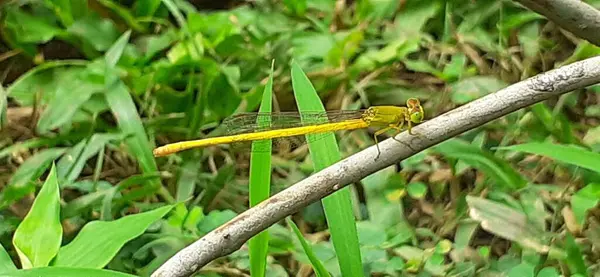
[283,0,307,16]
[435,139,527,190]
[53,205,174,268]
[497,143,600,174]
[291,33,335,62]
[134,0,162,17]
[392,0,441,40]
[0,243,17,273]
[197,210,237,234]
[175,159,201,202]
[36,66,105,134]
[3,7,62,44]
[248,62,274,277]
[507,262,535,277]
[537,267,560,277]
[571,183,600,226]
[4,267,136,277]
[1,149,66,208]
[7,62,88,106]
[450,76,508,104]
[466,196,549,253]
[287,218,331,277]
[13,164,62,269]
[407,182,428,199]
[67,16,120,51]
[291,61,364,277]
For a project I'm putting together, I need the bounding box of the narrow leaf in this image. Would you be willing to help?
[291,60,364,277]
[435,139,527,190]
[248,61,274,277]
[287,218,332,277]
[497,142,600,174]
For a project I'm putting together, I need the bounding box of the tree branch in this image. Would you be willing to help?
[152,56,600,277]
[513,0,600,46]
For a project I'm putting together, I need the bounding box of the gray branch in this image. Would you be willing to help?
[152,56,600,277]
[514,0,600,46]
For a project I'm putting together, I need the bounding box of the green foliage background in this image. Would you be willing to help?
[1,0,600,276]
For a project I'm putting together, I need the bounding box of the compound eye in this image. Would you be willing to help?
[410,112,423,123]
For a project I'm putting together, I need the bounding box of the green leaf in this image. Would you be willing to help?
[291,60,364,277]
[0,85,6,127]
[564,234,588,277]
[134,0,162,17]
[466,196,549,253]
[571,183,600,226]
[507,262,535,277]
[56,133,125,183]
[248,62,274,277]
[0,243,17,273]
[537,267,560,277]
[287,218,332,277]
[1,149,67,208]
[407,182,428,199]
[435,139,527,190]
[13,164,62,269]
[3,7,63,44]
[7,62,88,106]
[105,31,132,67]
[104,80,166,201]
[36,66,105,134]
[450,76,508,104]
[284,0,308,16]
[197,210,237,234]
[67,16,120,52]
[4,267,137,277]
[392,0,441,40]
[496,142,600,174]
[53,205,174,268]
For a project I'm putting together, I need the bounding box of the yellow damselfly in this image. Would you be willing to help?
[153,98,424,158]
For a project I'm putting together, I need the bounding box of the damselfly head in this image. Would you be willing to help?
[406,98,424,123]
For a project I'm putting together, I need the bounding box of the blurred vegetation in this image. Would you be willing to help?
[1,0,600,276]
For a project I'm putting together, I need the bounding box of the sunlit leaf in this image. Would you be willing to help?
[53,205,174,268]
[13,164,62,269]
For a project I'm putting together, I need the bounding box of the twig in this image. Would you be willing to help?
[152,56,600,277]
[513,0,600,46]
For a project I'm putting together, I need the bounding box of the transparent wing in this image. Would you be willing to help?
[222,110,366,135]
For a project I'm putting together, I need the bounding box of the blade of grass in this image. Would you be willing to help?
[434,139,528,190]
[287,218,332,277]
[103,31,173,203]
[496,142,600,174]
[1,148,67,208]
[0,85,6,127]
[291,60,364,277]
[248,61,274,277]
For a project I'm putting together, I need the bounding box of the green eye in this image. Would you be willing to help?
[410,112,423,123]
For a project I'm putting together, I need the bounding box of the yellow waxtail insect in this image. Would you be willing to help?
[153,98,424,158]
